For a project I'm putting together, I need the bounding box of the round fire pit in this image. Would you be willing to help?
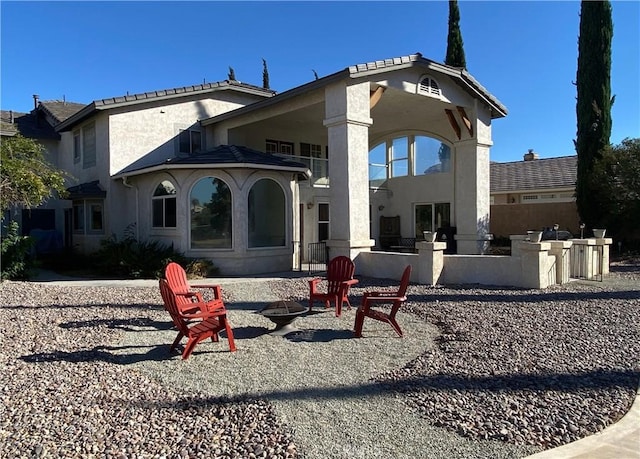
[259,300,307,336]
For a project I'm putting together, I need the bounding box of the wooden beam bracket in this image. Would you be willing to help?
[445,109,461,140]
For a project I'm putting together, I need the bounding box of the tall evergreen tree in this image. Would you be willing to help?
[262,58,270,90]
[575,0,613,229]
[445,0,467,69]
[228,66,236,80]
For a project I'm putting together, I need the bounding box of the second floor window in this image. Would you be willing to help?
[82,122,96,168]
[179,129,202,155]
[266,139,294,155]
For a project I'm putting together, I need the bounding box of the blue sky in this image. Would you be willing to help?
[1,1,638,163]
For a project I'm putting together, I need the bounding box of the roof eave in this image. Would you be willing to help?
[56,83,275,132]
[201,70,350,127]
[113,162,312,180]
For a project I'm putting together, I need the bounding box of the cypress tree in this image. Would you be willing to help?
[575,0,613,229]
[262,58,270,90]
[445,0,467,69]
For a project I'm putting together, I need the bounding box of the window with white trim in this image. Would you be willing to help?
[190,177,232,249]
[318,203,329,241]
[248,179,285,247]
[178,128,202,155]
[72,199,104,234]
[152,180,177,228]
[369,134,451,184]
[414,203,450,236]
[266,139,294,155]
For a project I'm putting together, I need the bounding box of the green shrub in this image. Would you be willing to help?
[1,220,36,281]
[95,224,217,279]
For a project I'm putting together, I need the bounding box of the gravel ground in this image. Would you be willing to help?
[0,259,638,458]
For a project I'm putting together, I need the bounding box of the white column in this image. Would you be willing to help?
[323,80,375,259]
[454,139,492,254]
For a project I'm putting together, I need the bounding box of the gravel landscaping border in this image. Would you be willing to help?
[1,259,638,458]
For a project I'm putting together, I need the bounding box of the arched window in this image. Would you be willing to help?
[190,177,232,249]
[418,75,441,97]
[368,135,451,185]
[152,180,176,228]
[414,136,451,175]
[248,179,285,248]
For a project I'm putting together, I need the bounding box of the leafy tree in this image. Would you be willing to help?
[262,58,270,90]
[0,220,35,281]
[587,138,640,243]
[445,0,467,69]
[228,66,236,80]
[575,0,613,229]
[0,134,68,212]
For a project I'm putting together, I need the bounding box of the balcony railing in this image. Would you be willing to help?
[277,154,329,187]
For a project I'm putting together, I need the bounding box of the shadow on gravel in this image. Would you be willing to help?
[113,368,640,406]
[286,329,354,342]
[59,316,168,331]
[2,302,163,312]
[410,288,640,305]
[20,343,175,364]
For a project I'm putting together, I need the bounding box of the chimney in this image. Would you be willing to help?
[33,94,39,109]
[524,149,539,161]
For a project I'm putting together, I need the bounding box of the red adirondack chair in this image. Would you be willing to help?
[164,262,225,314]
[159,278,236,359]
[308,255,359,317]
[354,265,412,337]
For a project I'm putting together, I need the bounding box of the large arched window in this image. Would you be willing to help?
[152,180,177,228]
[368,134,451,185]
[248,179,285,248]
[190,177,232,249]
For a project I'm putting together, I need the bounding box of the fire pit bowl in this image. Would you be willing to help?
[259,300,307,336]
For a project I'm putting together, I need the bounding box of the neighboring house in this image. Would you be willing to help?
[490,150,579,238]
[3,52,509,275]
[1,98,85,248]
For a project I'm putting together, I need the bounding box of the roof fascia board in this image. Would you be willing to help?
[492,186,576,194]
[113,163,312,180]
[56,84,273,132]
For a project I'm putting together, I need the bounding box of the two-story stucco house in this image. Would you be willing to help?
[5,53,508,275]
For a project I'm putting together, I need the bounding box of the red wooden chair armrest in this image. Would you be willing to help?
[175,290,205,302]
[308,278,324,292]
[179,304,228,320]
[189,284,223,300]
[343,279,359,287]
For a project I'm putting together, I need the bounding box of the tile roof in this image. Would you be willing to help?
[490,156,577,193]
[0,110,59,139]
[39,101,85,124]
[115,145,311,179]
[347,52,507,118]
[56,80,274,132]
[93,80,273,108]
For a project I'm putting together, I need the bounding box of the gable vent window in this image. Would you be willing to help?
[418,76,441,97]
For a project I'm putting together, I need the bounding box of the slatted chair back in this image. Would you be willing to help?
[159,278,190,337]
[354,265,412,338]
[326,256,355,297]
[308,255,359,317]
[165,262,190,294]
